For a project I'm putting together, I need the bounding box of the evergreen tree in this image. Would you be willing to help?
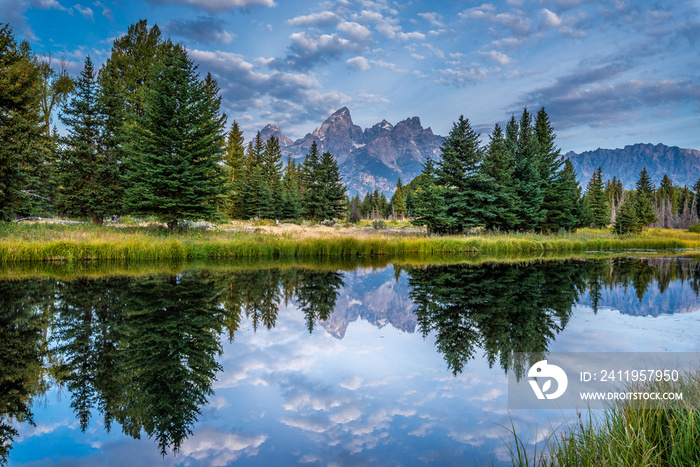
[435,115,495,231]
[98,20,173,211]
[636,167,655,197]
[319,151,346,220]
[0,24,44,220]
[301,142,325,220]
[390,178,407,219]
[222,121,246,218]
[123,46,226,230]
[551,159,584,231]
[480,123,518,230]
[613,197,641,234]
[412,158,449,234]
[512,108,545,230]
[585,166,611,228]
[56,56,120,224]
[262,136,284,216]
[245,165,274,219]
[535,107,567,231]
[635,168,658,227]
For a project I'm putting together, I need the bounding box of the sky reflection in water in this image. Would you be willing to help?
[5,257,700,466]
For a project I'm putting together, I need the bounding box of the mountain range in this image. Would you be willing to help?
[257,107,700,195]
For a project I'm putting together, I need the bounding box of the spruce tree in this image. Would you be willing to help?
[0,25,44,220]
[319,151,346,220]
[512,108,545,230]
[98,20,173,211]
[585,166,611,228]
[613,197,641,234]
[123,46,226,230]
[412,158,449,234]
[480,123,518,230]
[435,115,494,231]
[262,136,284,216]
[223,121,246,219]
[56,56,120,224]
[301,141,325,220]
[635,168,658,227]
[390,178,407,219]
[534,107,566,231]
[349,195,361,223]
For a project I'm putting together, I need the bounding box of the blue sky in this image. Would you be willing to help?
[3,0,699,152]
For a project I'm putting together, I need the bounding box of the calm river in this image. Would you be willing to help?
[2,256,700,466]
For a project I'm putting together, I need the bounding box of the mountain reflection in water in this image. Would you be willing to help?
[1,256,699,464]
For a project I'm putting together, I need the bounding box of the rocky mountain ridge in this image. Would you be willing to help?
[259,107,443,195]
[256,109,699,195]
[565,143,700,189]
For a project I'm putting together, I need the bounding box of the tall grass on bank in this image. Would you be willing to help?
[1,223,700,263]
[506,370,700,467]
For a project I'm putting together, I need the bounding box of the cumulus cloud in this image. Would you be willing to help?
[478,50,512,65]
[459,4,532,37]
[288,11,342,28]
[143,0,276,13]
[417,12,444,27]
[337,21,372,42]
[179,428,267,465]
[165,17,235,44]
[346,56,371,71]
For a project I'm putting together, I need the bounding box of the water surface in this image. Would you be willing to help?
[2,256,700,466]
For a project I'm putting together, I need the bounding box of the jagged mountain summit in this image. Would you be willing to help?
[566,143,700,189]
[259,107,444,195]
[259,123,293,148]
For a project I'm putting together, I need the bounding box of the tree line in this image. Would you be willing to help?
[0,21,346,229]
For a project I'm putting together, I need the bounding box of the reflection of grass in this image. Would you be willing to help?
[1,222,700,263]
[505,370,700,466]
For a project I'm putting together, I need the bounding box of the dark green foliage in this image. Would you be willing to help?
[245,165,274,219]
[512,108,545,230]
[613,196,641,234]
[481,123,518,230]
[262,136,284,214]
[636,167,655,197]
[435,115,495,232]
[300,143,346,221]
[0,24,44,220]
[223,121,246,218]
[319,151,346,220]
[294,270,344,333]
[635,168,658,227]
[585,166,611,228]
[389,177,407,218]
[408,260,587,376]
[123,47,227,230]
[301,141,325,220]
[56,57,120,224]
[535,108,568,232]
[412,158,449,234]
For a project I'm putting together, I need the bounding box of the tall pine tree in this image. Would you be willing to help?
[123,46,226,230]
[56,56,120,224]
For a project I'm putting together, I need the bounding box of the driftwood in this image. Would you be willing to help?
[21,190,51,201]
[13,217,86,224]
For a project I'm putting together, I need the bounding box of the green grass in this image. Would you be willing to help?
[505,371,700,467]
[1,222,700,263]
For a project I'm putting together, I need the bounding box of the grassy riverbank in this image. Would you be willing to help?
[507,371,700,467]
[2,221,700,263]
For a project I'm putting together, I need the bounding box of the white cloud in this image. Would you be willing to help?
[29,0,69,10]
[179,428,267,465]
[73,3,93,20]
[478,49,512,65]
[417,12,445,27]
[337,21,372,42]
[288,11,342,28]
[346,56,371,71]
[541,8,562,28]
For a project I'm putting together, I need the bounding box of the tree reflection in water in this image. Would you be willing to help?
[0,256,699,461]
